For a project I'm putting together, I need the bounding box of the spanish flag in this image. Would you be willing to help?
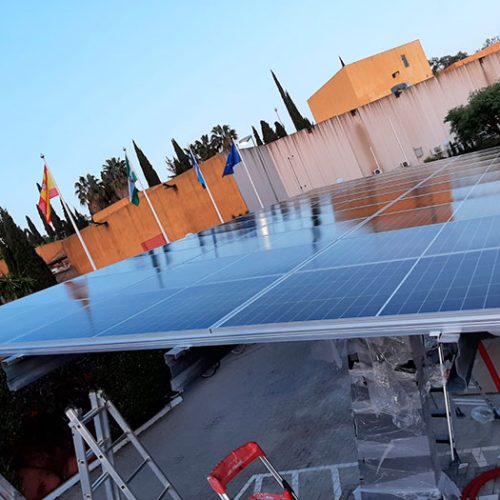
[38,162,59,224]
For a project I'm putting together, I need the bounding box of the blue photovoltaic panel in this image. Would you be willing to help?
[427,215,500,255]
[98,277,276,337]
[0,147,500,354]
[223,260,415,326]
[303,224,441,270]
[379,249,500,316]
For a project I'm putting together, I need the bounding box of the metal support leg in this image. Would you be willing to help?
[259,456,299,500]
[437,342,456,462]
[90,391,120,500]
[69,416,93,500]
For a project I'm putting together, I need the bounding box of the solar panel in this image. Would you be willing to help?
[1,146,500,355]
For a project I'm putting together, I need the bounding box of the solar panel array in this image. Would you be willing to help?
[2,146,500,355]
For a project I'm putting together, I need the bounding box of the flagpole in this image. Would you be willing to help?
[40,154,97,272]
[123,148,170,244]
[233,140,264,209]
[190,149,224,224]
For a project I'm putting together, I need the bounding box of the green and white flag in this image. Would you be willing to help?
[125,153,140,206]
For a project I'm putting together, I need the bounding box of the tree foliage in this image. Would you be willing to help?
[0,274,36,304]
[444,82,500,148]
[74,158,128,215]
[133,141,161,187]
[428,51,468,73]
[0,207,56,292]
[209,124,237,154]
[260,120,278,144]
[482,36,500,49]
[252,126,264,146]
[0,350,172,486]
[36,203,56,241]
[74,174,107,215]
[166,125,238,178]
[50,204,68,240]
[166,138,192,177]
[271,70,311,132]
[275,121,287,138]
[25,216,44,246]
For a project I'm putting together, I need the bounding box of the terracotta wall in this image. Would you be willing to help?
[62,154,247,275]
[1,154,248,277]
[36,240,65,264]
[239,51,500,211]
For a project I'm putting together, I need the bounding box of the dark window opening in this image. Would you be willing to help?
[401,54,409,68]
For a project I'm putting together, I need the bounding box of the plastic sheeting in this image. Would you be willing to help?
[348,336,449,499]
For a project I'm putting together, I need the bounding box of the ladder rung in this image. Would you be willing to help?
[91,472,110,491]
[106,432,129,452]
[69,391,181,500]
[126,458,149,483]
[84,438,108,461]
[81,406,106,424]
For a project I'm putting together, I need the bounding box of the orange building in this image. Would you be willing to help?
[443,41,500,72]
[308,40,433,123]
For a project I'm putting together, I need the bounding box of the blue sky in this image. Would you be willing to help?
[1,0,499,229]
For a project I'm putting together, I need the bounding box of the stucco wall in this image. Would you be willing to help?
[239,51,500,211]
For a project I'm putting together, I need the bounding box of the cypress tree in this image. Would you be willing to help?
[275,121,288,138]
[51,205,66,240]
[24,228,36,247]
[260,120,278,144]
[0,207,56,291]
[25,216,44,246]
[252,126,264,146]
[36,204,56,241]
[60,200,76,236]
[132,140,161,187]
[271,70,311,132]
[73,209,89,230]
[171,139,192,173]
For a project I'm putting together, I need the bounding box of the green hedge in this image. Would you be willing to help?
[0,350,171,485]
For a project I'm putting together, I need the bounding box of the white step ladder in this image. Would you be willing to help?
[66,389,182,500]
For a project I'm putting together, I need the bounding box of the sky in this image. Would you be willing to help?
[1,0,499,229]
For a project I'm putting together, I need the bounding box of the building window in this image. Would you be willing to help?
[401,54,409,68]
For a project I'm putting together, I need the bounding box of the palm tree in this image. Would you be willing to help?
[193,134,217,161]
[0,274,36,303]
[74,175,90,207]
[210,124,237,154]
[74,174,107,215]
[101,157,128,201]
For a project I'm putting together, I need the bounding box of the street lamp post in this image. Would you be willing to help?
[274,107,284,128]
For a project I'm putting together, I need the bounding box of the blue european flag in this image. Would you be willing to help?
[222,142,242,177]
[189,150,206,189]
